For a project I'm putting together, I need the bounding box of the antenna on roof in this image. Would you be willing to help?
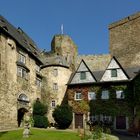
[61,24,64,34]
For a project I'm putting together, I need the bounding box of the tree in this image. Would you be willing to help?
[33,99,49,128]
[53,104,72,129]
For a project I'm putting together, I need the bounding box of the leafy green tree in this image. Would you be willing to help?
[53,104,72,129]
[33,99,48,128]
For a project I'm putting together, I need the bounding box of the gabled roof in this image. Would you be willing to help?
[67,57,140,86]
[0,15,43,64]
[68,59,97,84]
[100,56,129,81]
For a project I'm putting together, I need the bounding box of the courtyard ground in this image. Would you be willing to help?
[0,128,80,140]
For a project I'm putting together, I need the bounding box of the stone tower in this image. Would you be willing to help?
[109,12,140,68]
[41,34,78,123]
[51,34,78,71]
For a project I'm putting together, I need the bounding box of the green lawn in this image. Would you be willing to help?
[0,128,81,140]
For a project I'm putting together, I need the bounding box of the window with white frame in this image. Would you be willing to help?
[90,115,98,122]
[17,67,27,79]
[36,77,42,87]
[53,69,58,76]
[75,92,82,100]
[116,90,124,99]
[53,83,58,91]
[100,114,111,122]
[51,100,56,108]
[18,53,26,64]
[88,92,96,100]
[101,90,109,99]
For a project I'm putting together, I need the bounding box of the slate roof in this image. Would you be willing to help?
[0,15,43,64]
[41,55,69,68]
[68,62,140,85]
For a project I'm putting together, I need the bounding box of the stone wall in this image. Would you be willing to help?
[41,66,72,123]
[0,34,44,130]
[109,11,140,68]
[77,54,111,71]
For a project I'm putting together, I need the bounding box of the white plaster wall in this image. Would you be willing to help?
[71,72,95,84]
[101,69,128,81]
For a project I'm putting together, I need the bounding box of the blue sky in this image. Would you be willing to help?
[0,0,140,55]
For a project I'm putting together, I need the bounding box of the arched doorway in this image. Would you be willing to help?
[17,93,29,127]
[17,108,28,127]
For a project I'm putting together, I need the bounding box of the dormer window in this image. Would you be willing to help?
[18,53,26,64]
[111,69,117,77]
[80,72,86,80]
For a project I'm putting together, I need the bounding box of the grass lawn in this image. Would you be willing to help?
[0,128,81,140]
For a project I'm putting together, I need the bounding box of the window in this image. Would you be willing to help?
[53,83,58,90]
[116,90,124,99]
[111,69,117,77]
[36,65,40,72]
[75,93,82,100]
[80,72,86,80]
[53,69,58,76]
[17,67,27,79]
[88,92,96,100]
[18,53,26,64]
[100,115,111,122]
[36,77,42,87]
[101,90,109,99]
[18,94,29,102]
[90,115,98,122]
[51,100,56,108]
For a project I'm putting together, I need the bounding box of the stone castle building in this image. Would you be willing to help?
[0,11,140,130]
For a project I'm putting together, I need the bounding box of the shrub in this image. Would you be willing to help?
[53,104,72,129]
[33,100,48,128]
[33,115,49,128]
[33,100,47,116]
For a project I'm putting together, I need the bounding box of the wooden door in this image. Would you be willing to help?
[75,114,83,128]
[116,116,126,129]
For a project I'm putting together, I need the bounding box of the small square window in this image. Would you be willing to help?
[18,53,26,64]
[88,92,96,100]
[116,90,124,99]
[101,90,109,99]
[51,100,56,108]
[80,72,86,80]
[36,77,42,87]
[53,69,58,76]
[100,114,111,122]
[53,83,58,91]
[75,93,82,100]
[17,67,27,79]
[111,69,117,77]
[90,115,98,122]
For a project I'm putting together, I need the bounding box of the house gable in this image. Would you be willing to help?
[100,57,129,82]
[70,60,96,84]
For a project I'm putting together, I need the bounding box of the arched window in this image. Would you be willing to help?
[18,94,29,102]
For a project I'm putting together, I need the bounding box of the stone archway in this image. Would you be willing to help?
[17,108,28,127]
[17,93,30,127]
